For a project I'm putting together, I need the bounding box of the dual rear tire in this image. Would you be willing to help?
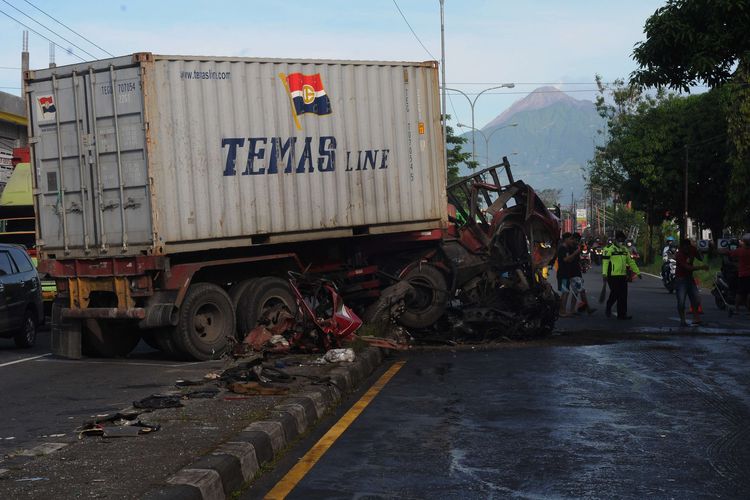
[154,278,296,361]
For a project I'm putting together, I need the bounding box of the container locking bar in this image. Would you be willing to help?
[51,74,70,254]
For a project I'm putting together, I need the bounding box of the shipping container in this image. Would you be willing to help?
[25,53,446,259]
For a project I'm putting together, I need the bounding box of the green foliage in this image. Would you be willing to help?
[631,0,750,90]
[588,77,732,241]
[725,64,750,230]
[630,0,750,232]
[444,114,478,186]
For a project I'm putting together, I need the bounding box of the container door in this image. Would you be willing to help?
[83,65,152,254]
[31,71,97,255]
[31,64,152,256]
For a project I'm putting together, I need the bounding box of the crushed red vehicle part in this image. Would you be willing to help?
[237,273,363,355]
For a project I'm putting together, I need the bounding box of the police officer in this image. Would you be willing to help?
[602,230,642,319]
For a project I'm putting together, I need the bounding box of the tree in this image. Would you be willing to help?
[630,0,750,230]
[444,115,478,186]
[588,77,731,260]
[631,0,750,91]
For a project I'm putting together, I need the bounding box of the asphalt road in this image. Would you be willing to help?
[246,269,750,499]
[1,266,749,497]
[0,329,224,456]
[257,337,750,499]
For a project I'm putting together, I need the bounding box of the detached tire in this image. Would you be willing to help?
[236,277,296,336]
[398,264,448,329]
[172,283,235,361]
[81,320,141,358]
[13,310,37,348]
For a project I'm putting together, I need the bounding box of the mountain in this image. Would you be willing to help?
[458,86,604,199]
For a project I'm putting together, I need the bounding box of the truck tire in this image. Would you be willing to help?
[398,265,448,329]
[151,327,189,360]
[172,283,235,361]
[236,277,296,336]
[229,278,259,336]
[81,320,141,358]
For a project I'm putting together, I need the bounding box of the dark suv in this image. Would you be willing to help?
[0,244,43,347]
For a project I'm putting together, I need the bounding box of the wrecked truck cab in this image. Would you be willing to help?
[441,158,560,339]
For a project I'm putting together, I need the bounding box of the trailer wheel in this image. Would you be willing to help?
[150,328,190,360]
[229,279,259,336]
[172,283,235,361]
[81,320,141,358]
[236,277,296,336]
[398,265,448,329]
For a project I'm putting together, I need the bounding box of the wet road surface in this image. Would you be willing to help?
[0,329,222,456]
[253,336,750,499]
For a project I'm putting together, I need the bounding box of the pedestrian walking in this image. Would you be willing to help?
[602,230,642,320]
[567,233,596,314]
[674,238,709,326]
[557,232,574,317]
[729,233,750,313]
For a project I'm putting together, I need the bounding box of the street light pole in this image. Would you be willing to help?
[682,146,688,238]
[485,122,518,167]
[456,122,517,167]
[440,0,447,176]
[445,83,515,164]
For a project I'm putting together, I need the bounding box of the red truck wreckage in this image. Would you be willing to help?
[46,159,559,359]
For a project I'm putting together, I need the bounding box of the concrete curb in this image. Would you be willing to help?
[142,347,385,500]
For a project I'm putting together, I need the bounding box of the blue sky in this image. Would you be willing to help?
[0,0,666,127]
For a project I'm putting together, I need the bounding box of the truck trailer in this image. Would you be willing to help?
[26,53,451,359]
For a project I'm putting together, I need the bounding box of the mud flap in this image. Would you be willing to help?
[51,301,82,359]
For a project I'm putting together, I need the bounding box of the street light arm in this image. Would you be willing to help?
[444,87,472,109]
[486,122,518,142]
[471,84,515,107]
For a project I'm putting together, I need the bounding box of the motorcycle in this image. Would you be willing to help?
[661,255,677,293]
[591,245,603,266]
[712,255,738,313]
[626,241,640,263]
[580,247,591,273]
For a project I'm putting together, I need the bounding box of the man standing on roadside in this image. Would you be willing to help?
[602,230,642,320]
[674,238,708,326]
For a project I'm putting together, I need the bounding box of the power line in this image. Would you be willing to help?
[0,66,21,70]
[448,82,612,86]
[0,7,85,62]
[23,0,114,58]
[1,0,98,60]
[447,88,602,96]
[391,0,437,60]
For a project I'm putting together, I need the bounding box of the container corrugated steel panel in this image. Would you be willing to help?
[26,53,446,258]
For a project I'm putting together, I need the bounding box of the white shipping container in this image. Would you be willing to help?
[25,53,447,258]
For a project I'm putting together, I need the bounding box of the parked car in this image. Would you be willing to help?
[0,244,43,347]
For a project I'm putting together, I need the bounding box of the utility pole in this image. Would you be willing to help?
[439,0,447,177]
[683,145,689,239]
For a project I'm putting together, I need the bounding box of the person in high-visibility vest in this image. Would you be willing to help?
[602,230,642,319]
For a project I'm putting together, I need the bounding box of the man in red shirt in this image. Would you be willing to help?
[729,234,750,313]
[674,238,708,326]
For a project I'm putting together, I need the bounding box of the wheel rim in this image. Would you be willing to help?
[24,317,34,343]
[406,277,435,313]
[259,296,292,328]
[193,302,224,343]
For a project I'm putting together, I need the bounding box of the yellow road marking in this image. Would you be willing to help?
[264,361,406,500]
